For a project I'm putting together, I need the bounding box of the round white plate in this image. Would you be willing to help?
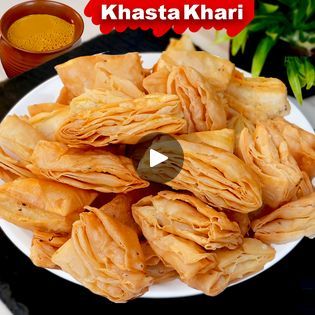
[0,53,314,299]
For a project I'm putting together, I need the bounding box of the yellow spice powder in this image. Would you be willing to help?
[7,14,75,52]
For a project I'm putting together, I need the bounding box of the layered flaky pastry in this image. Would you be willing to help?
[165,35,196,52]
[56,55,106,96]
[30,230,70,269]
[98,194,141,235]
[28,107,70,141]
[133,199,274,296]
[0,115,45,181]
[252,192,315,244]
[0,115,45,162]
[144,66,227,132]
[264,117,315,178]
[133,191,242,250]
[69,89,130,113]
[52,206,152,303]
[226,71,290,123]
[92,53,145,92]
[0,147,33,182]
[227,114,255,157]
[56,94,186,147]
[28,103,67,117]
[294,171,313,200]
[224,210,250,236]
[93,61,144,98]
[186,238,275,296]
[1,36,314,302]
[28,141,148,193]
[155,50,234,91]
[0,178,97,232]
[239,124,304,208]
[141,241,177,283]
[56,86,76,105]
[55,53,145,98]
[133,203,217,281]
[177,129,235,153]
[138,135,262,213]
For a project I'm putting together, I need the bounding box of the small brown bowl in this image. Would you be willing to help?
[0,1,84,78]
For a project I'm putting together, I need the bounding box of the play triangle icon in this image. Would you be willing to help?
[149,149,168,167]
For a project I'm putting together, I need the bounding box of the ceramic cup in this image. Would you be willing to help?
[0,1,84,78]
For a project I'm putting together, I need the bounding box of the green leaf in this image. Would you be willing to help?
[291,0,312,27]
[248,11,288,33]
[276,0,298,8]
[306,0,315,19]
[251,36,277,77]
[286,57,303,104]
[247,20,271,32]
[300,21,315,31]
[292,8,306,27]
[266,31,279,41]
[231,29,248,56]
[259,2,279,13]
[303,58,315,90]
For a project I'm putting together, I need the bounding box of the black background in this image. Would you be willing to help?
[0,30,315,314]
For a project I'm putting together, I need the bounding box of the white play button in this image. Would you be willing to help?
[136,133,184,184]
[149,149,168,167]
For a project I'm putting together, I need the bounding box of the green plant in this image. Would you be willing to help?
[230,0,315,104]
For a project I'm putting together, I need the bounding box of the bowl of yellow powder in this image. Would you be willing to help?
[0,1,84,78]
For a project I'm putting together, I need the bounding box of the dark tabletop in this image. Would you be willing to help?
[0,30,315,315]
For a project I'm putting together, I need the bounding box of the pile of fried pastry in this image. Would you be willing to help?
[0,36,314,303]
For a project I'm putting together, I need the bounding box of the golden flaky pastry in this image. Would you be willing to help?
[294,171,313,201]
[264,117,315,178]
[141,241,177,283]
[142,68,169,94]
[93,61,144,98]
[227,114,255,157]
[28,103,67,117]
[56,55,106,96]
[133,199,274,297]
[0,115,45,162]
[98,194,141,235]
[138,135,262,213]
[165,35,196,52]
[133,191,242,250]
[0,147,33,182]
[136,205,274,297]
[28,141,148,193]
[1,35,314,303]
[28,107,70,141]
[155,51,234,92]
[57,94,186,147]
[226,71,290,123]
[52,206,152,303]
[0,178,97,233]
[69,89,130,113]
[252,192,315,244]
[30,230,70,269]
[186,238,275,296]
[239,124,304,208]
[133,202,217,281]
[177,129,235,153]
[56,86,76,105]
[144,66,227,132]
[55,53,145,98]
[224,210,251,236]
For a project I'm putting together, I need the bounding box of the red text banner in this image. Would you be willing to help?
[85,0,255,37]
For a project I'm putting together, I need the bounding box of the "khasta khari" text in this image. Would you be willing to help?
[101,4,244,21]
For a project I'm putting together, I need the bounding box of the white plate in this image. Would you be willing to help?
[0,53,314,299]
